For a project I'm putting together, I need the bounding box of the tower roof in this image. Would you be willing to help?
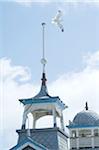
[33,73,50,99]
[72,110,99,127]
[68,103,99,128]
[10,136,48,150]
[19,68,66,110]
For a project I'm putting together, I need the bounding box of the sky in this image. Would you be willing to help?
[0,1,99,150]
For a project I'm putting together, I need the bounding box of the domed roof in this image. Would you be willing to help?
[72,110,99,127]
[67,103,99,128]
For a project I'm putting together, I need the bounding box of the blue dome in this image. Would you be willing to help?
[73,110,99,127]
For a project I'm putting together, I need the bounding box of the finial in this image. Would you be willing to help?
[85,102,88,110]
[41,22,47,73]
[33,23,49,99]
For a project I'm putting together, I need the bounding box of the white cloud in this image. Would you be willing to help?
[48,50,99,123]
[1,51,99,149]
[13,0,33,7]
[1,57,31,82]
[12,0,51,7]
[13,0,99,7]
[83,51,99,69]
[0,58,36,150]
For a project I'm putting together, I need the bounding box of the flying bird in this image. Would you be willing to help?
[52,10,64,32]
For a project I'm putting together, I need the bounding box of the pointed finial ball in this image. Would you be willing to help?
[41,58,47,65]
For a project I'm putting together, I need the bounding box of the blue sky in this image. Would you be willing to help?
[1,1,99,81]
[1,1,99,150]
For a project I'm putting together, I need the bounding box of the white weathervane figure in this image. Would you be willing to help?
[52,10,64,32]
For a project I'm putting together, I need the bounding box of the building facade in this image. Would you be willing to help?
[67,103,99,150]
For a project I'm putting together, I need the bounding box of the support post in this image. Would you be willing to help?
[76,129,79,150]
[92,129,94,148]
[33,115,36,129]
[53,109,57,127]
[21,111,28,129]
[60,112,65,131]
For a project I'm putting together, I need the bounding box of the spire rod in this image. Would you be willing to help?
[42,22,45,63]
[41,22,47,73]
[85,102,88,110]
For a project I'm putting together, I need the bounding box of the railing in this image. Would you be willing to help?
[94,136,99,147]
[79,137,91,147]
[70,136,99,149]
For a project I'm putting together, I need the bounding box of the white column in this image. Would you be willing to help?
[60,112,65,131]
[76,129,79,150]
[53,109,57,127]
[91,129,94,148]
[22,111,28,129]
[33,119,36,129]
[27,115,31,137]
[33,114,36,129]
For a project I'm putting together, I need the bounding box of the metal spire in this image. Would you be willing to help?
[33,23,49,99]
[41,22,47,74]
[40,23,47,86]
[85,102,88,111]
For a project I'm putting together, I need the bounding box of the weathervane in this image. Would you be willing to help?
[41,23,47,73]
